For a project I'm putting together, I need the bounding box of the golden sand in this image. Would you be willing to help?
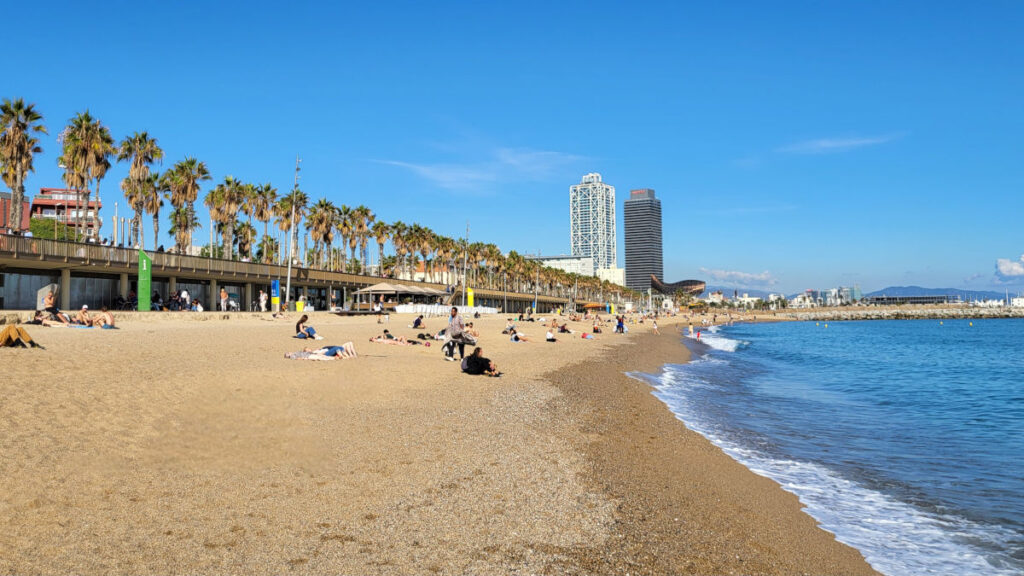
[0,311,875,574]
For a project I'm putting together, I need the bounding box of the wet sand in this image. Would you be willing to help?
[0,311,875,574]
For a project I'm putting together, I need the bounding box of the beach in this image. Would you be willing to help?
[0,311,875,575]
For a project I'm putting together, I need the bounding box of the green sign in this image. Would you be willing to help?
[138,251,152,311]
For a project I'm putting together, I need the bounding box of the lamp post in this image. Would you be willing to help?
[461,221,469,307]
[285,155,300,310]
[54,203,64,240]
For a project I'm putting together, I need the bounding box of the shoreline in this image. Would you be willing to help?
[547,331,879,575]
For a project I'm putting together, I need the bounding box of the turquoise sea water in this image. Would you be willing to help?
[636,319,1023,576]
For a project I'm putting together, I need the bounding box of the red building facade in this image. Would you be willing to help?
[0,192,31,233]
[29,188,102,239]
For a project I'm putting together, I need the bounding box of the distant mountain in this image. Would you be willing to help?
[699,286,774,300]
[864,286,1011,301]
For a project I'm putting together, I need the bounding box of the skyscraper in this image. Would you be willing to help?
[569,173,616,272]
[624,188,663,292]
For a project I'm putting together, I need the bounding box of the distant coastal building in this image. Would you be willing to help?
[0,192,31,233]
[570,173,616,273]
[526,254,595,277]
[864,295,957,306]
[596,267,625,286]
[623,188,663,292]
[29,188,102,239]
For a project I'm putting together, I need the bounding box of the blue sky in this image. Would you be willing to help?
[5,1,1023,293]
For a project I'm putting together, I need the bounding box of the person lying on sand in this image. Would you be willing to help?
[284,342,358,360]
[508,327,530,343]
[370,332,411,345]
[0,324,42,348]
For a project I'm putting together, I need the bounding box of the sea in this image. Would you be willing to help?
[633,319,1024,576]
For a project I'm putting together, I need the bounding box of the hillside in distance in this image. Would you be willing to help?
[865,286,1010,301]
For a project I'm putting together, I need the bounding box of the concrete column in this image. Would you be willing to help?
[119,273,129,298]
[169,277,177,294]
[210,279,218,312]
[60,268,71,311]
[245,283,253,312]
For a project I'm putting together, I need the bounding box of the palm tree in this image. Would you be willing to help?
[168,205,201,252]
[371,221,390,277]
[274,187,308,263]
[235,220,256,260]
[389,220,409,279]
[249,183,277,262]
[352,205,373,273]
[117,131,164,246]
[204,176,246,259]
[306,198,336,268]
[164,157,211,252]
[0,98,47,234]
[57,111,114,239]
[142,172,167,249]
[334,204,353,271]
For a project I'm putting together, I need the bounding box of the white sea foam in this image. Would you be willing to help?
[633,366,1022,576]
[686,330,747,352]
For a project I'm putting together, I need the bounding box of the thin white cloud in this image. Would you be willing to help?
[777,134,903,154]
[699,267,778,287]
[377,147,585,191]
[995,254,1024,279]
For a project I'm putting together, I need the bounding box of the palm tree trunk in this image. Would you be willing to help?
[11,165,25,233]
[224,220,235,259]
[153,213,159,250]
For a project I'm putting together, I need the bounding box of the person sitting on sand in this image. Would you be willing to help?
[502,319,515,335]
[508,327,530,343]
[548,317,559,329]
[295,314,323,340]
[465,322,480,339]
[557,323,574,334]
[462,347,500,377]
[546,330,557,343]
[592,324,602,334]
[411,315,426,329]
[73,305,92,326]
[91,306,116,329]
[42,291,71,324]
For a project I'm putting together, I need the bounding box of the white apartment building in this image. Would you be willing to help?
[570,173,616,272]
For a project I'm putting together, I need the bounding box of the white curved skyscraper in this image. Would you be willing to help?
[569,173,616,273]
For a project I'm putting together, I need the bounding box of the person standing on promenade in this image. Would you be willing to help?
[259,289,268,312]
[444,306,466,361]
[219,287,229,311]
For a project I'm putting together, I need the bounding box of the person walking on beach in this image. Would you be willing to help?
[444,306,466,361]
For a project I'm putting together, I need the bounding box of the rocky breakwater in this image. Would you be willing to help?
[782,306,1024,322]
